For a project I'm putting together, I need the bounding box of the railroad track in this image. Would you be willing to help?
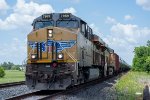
[40,75,115,100]
[6,73,124,100]
[0,81,25,88]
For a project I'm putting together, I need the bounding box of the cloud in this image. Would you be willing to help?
[105,16,117,24]
[61,7,76,14]
[0,0,9,15]
[124,15,134,20]
[136,0,150,10]
[0,0,77,30]
[110,23,150,44]
[0,14,35,30]
[0,0,77,64]
[104,16,150,64]
[0,0,9,10]
[90,23,104,37]
[14,0,55,15]
[0,38,26,64]
[105,17,150,45]
[0,0,55,30]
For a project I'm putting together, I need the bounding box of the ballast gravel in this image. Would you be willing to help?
[52,76,119,100]
[0,76,120,100]
[0,85,35,100]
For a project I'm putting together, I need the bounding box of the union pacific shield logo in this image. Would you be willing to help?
[28,40,76,52]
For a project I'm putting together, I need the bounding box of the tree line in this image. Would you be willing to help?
[132,40,150,73]
[0,62,22,70]
[0,62,23,78]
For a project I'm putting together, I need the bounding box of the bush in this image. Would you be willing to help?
[132,44,150,72]
[0,67,5,78]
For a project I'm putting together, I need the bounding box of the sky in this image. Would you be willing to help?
[0,0,150,65]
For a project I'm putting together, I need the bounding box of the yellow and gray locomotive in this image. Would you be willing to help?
[26,13,127,90]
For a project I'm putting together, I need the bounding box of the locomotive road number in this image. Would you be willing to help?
[60,14,70,19]
[42,14,52,19]
[46,65,51,67]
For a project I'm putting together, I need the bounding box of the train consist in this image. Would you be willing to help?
[25,13,130,90]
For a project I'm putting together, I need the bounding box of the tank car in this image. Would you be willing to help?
[25,13,127,90]
[119,58,131,72]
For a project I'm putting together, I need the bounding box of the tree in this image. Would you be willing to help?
[132,56,146,71]
[147,40,150,47]
[145,56,150,73]
[0,62,14,70]
[132,46,150,72]
[0,67,5,78]
[134,46,149,58]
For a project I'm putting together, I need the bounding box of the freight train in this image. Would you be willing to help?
[25,13,130,90]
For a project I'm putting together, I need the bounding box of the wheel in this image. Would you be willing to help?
[98,67,103,78]
[78,70,84,84]
[108,67,114,76]
[83,68,90,82]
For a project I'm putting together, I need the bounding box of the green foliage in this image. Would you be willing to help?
[144,56,150,73]
[132,40,150,72]
[134,46,150,58]
[0,67,5,78]
[0,62,14,70]
[11,65,21,71]
[115,71,150,99]
[147,40,150,47]
[0,70,24,83]
[11,66,19,70]
[132,56,147,71]
[0,62,23,71]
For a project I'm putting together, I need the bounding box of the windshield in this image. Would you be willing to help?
[56,20,78,28]
[34,21,54,29]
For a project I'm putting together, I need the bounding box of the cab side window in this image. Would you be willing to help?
[85,24,88,38]
[81,23,85,33]
[87,26,90,39]
[89,28,93,40]
[81,20,86,35]
[80,20,93,41]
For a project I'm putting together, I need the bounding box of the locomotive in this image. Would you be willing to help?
[25,13,130,90]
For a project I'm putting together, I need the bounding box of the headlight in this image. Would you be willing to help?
[58,53,63,59]
[31,54,37,59]
[48,33,53,37]
[48,29,53,34]
[48,29,53,38]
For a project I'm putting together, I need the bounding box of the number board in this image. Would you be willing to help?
[60,13,71,19]
[42,14,52,19]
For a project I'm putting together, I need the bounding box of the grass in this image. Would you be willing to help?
[0,70,25,84]
[115,71,150,100]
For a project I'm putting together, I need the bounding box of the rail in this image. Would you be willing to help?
[0,81,25,88]
[6,72,127,100]
[39,76,115,100]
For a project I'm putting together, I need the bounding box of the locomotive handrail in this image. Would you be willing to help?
[59,43,78,73]
[22,58,27,68]
[59,43,77,62]
[22,48,34,68]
